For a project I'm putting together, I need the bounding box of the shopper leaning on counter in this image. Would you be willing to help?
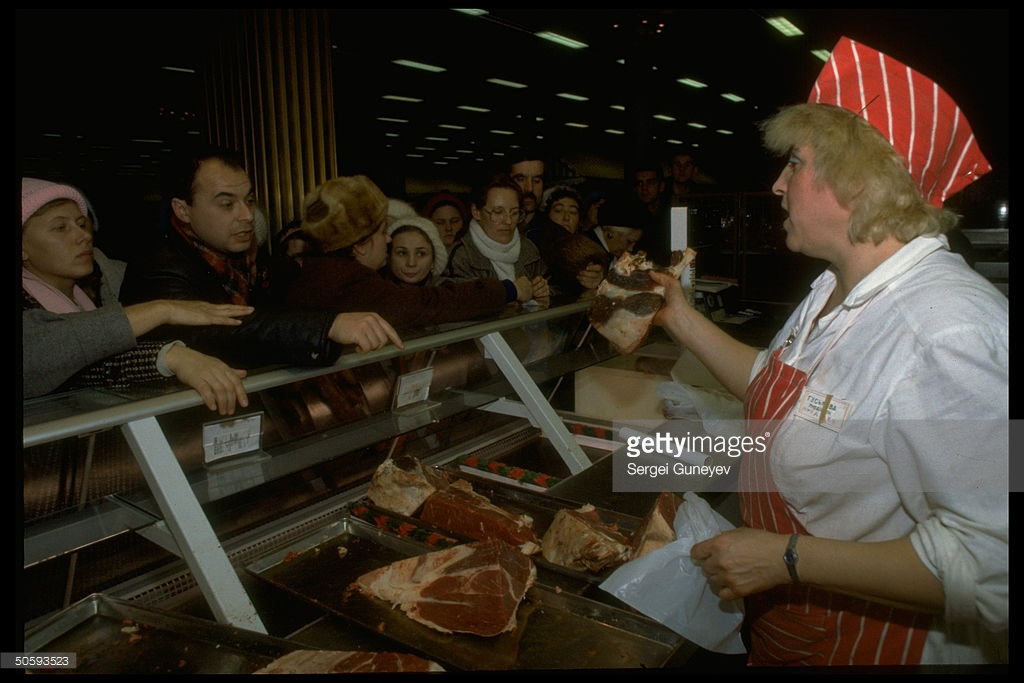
[446,173,550,300]
[21,178,252,414]
[650,37,1008,666]
[285,175,529,327]
[121,145,404,366]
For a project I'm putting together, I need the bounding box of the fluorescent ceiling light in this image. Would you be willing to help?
[439,124,466,130]
[610,104,626,111]
[130,138,164,144]
[535,31,588,49]
[687,122,707,129]
[383,95,422,102]
[424,136,448,141]
[721,93,745,103]
[604,129,625,135]
[765,16,803,37]
[162,66,195,74]
[415,146,436,151]
[677,78,708,89]
[665,139,683,145]
[811,49,831,62]
[557,92,589,102]
[487,77,527,89]
[456,149,474,154]
[564,122,588,128]
[393,59,446,73]
[453,9,487,16]
[715,129,734,135]
[406,153,425,158]
[458,105,490,113]
[378,117,408,123]
[653,114,676,122]
[490,129,515,135]
[385,132,400,137]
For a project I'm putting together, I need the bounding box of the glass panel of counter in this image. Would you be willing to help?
[21,297,612,529]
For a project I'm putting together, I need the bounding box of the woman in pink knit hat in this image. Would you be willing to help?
[21,177,253,414]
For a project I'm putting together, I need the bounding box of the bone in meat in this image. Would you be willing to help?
[354,538,536,637]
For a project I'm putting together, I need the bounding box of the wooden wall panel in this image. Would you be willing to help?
[205,8,336,247]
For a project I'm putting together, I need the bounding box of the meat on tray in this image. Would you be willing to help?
[540,504,632,573]
[366,454,449,516]
[353,538,536,638]
[253,649,445,673]
[419,479,540,555]
[588,248,696,355]
[631,491,682,559]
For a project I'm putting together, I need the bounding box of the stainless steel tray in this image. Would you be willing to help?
[357,470,644,588]
[245,514,684,670]
[23,593,300,674]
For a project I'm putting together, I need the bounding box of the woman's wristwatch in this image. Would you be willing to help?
[784,533,801,584]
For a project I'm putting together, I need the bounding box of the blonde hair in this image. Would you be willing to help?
[760,103,959,244]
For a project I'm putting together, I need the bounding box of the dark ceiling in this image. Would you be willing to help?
[16,8,1009,209]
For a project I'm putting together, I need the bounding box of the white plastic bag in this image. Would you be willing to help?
[599,491,746,654]
[657,380,745,440]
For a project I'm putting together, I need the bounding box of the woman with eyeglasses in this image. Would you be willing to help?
[446,174,549,302]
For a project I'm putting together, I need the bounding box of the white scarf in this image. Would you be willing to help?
[469,219,520,281]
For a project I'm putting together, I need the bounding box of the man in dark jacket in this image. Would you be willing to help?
[122,145,403,368]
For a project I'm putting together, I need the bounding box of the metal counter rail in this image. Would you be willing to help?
[22,300,594,633]
[23,300,591,448]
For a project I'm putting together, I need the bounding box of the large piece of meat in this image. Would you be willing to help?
[419,479,540,554]
[540,504,632,573]
[589,248,696,354]
[354,538,536,637]
[631,491,682,559]
[366,454,449,516]
[253,650,445,673]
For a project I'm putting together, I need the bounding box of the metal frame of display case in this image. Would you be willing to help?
[23,301,601,633]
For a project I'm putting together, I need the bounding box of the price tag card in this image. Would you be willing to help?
[202,412,263,465]
[392,367,434,412]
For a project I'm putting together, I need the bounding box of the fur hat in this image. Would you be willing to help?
[301,175,388,252]
[21,177,88,226]
[388,215,449,276]
[810,36,990,207]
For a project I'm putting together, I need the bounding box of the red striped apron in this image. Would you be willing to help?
[739,344,931,666]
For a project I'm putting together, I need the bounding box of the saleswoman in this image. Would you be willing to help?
[651,37,1007,666]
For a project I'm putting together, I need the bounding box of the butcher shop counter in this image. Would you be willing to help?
[23,291,758,672]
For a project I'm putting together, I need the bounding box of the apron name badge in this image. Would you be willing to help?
[794,388,851,431]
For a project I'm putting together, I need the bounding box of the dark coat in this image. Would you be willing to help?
[121,228,341,368]
[285,254,511,331]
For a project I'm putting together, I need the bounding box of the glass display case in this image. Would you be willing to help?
[22,299,622,631]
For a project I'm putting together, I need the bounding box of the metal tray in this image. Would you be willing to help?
[23,593,301,674]
[245,514,684,670]
[360,470,644,588]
